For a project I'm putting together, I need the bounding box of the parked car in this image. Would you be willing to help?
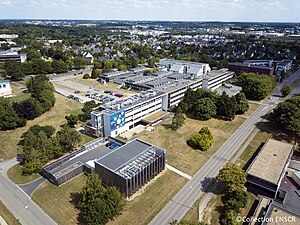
[67,94,74,99]
[109,143,117,149]
[104,90,111,94]
[74,90,80,94]
[105,142,112,147]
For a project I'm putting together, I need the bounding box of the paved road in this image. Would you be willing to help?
[150,71,300,225]
[19,177,46,196]
[0,171,57,225]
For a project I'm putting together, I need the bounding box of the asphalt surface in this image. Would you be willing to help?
[0,171,57,225]
[19,177,46,196]
[150,71,300,225]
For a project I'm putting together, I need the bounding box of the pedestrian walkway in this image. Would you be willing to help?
[166,164,192,180]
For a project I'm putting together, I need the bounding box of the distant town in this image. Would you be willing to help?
[0,20,300,225]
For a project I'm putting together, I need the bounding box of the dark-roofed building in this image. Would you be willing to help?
[95,138,165,197]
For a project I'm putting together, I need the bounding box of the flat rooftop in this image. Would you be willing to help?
[247,139,294,185]
[96,139,165,179]
[267,205,300,225]
[50,145,112,177]
[215,85,242,97]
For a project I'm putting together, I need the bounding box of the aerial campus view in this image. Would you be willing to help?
[0,1,300,225]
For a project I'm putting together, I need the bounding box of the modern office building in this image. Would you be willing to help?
[86,60,234,138]
[95,138,165,197]
[0,50,27,63]
[0,81,13,97]
[244,60,293,73]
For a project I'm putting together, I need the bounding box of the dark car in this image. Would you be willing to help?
[109,143,117,149]
[67,94,74,99]
[104,90,111,94]
[74,90,80,94]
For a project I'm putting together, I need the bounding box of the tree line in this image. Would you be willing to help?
[0,74,55,130]
[20,124,82,175]
[173,88,249,126]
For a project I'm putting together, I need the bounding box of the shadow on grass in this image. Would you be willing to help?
[70,192,84,225]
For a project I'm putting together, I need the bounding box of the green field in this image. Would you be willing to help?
[140,116,246,175]
[32,174,88,225]
[7,164,41,185]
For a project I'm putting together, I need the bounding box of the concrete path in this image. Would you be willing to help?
[19,177,46,196]
[0,215,8,225]
[166,164,192,180]
[0,157,19,175]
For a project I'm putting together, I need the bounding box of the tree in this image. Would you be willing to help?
[79,173,125,225]
[221,210,239,225]
[0,97,25,130]
[194,98,217,120]
[217,92,237,120]
[270,100,300,133]
[51,60,68,74]
[56,125,82,152]
[4,61,25,81]
[13,98,41,120]
[65,114,79,128]
[91,67,98,79]
[217,163,247,194]
[187,127,214,151]
[172,107,185,130]
[234,93,249,114]
[238,73,276,100]
[83,73,90,79]
[79,101,100,122]
[280,85,292,97]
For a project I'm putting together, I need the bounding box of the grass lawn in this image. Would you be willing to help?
[32,170,187,225]
[243,102,260,117]
[236,130,272,169]
[182,198,200,222]
[79,133,95,145]
[108,170,187,225]
[0,200,21,225]
[7,164,40,185]
[140,116,246,175]
[32,173,87,225]
[0,94,83,160]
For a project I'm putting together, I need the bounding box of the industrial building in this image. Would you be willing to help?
[86,60,234,138]
[246,139,295,197]
[95,139,165,197]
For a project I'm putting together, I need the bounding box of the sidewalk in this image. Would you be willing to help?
[0,215,8,225]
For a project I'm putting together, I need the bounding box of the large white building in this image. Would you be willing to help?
[86,60,234,138]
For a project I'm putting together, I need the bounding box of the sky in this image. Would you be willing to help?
[0,0,299,22]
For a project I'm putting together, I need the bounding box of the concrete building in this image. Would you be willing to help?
[0,50,27,63]
[0,81,13,98]
[246,139,295,197]
[95,139,165,197]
